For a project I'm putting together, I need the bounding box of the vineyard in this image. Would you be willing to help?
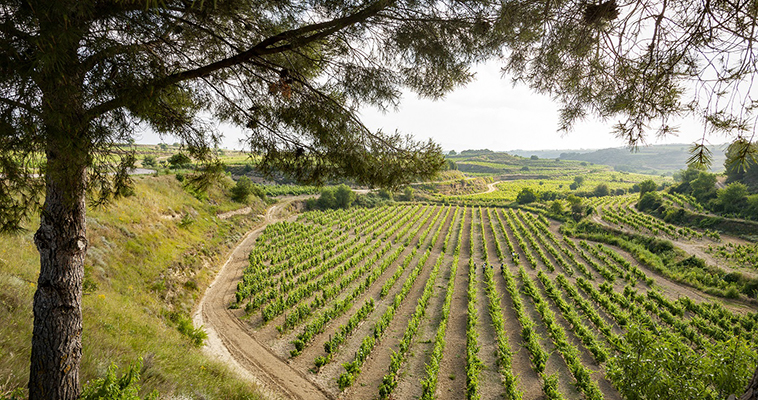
[589,195,704,240]
[231,204,758,400]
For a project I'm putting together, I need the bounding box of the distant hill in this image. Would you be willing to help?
[508,144,728,174]
[447,150,615,179]
[558,144,728,174]
[507,149,581,159]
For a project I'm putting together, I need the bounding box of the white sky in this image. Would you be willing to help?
[358,60,711,153]
[136,60,713,153]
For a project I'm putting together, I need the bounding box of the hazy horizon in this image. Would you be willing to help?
[136,61,724,153]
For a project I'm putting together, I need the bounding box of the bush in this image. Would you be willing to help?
[593,183,610,197]
[230,176,264,203]
[311,184,356,210]
[638,179,657,196]
[335,184,357,208]
[403,186,414,201]
[0,389,23,400]
[378,188,393,200]
[174,314,208,347]
[637,192,662,212]
[354,192,392,208]
[516,187,538,204]
[142,155,157,168]
[80,358,158,400]
[167,152,192,169]
[717,182,748,214]
[607,324,756,400]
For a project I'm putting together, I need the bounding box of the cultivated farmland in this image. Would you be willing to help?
[231,204,758,400]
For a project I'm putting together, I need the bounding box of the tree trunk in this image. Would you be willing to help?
[27,4,89,396]
[28,158,87,400]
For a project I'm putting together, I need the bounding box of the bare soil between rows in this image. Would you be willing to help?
[195,201,753,400]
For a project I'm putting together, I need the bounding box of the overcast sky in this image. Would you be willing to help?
[358,60,714,153]
[137,60,715,153]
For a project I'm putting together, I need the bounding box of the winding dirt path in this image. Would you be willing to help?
[484,180,503,194]
[193,199,333,400]
[591,209,757,279]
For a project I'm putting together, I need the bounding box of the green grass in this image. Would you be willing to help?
[0,175,268,399]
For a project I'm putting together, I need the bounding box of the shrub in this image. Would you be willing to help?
[637,192,662,212]
[403,186,414,201]
[516,188,538,204]
[311,185,356,209]
[230,177,250,202]
[142,155,157,168]
[167,152,192,169]
[378,188,393,200]
[550,200,564,214]
[638,179,657,196]
[80,358,158,400]
[175,314,208,347]
[607,324,756,400]
[593,183,610,197]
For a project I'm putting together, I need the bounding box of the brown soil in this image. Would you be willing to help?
[436,207,471,399]
[393,209,460,400]
[591,207,758,279]
[195,201,753,400]
[194,200,332,400]
[344,206,452,399]
[475,209,507,399]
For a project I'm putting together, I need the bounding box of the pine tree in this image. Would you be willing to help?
[0,1,509,398]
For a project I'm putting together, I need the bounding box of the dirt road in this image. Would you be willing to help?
[194,200,332,400]
[484,180,502,194]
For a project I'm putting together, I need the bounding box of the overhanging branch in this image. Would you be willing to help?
[85,0,395,121]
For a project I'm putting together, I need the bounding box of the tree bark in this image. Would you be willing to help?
[28,153,87,399]
[27,3,90,397]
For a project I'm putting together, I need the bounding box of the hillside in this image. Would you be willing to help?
[503,144,729,175]
[223,202,757,400]
[3,148,758,400]
[447,150,606,179]
[557,144,728,174]
[0,174,268,399]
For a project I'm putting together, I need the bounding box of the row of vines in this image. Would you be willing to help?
[234,203,758,399]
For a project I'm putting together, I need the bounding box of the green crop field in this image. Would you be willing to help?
[232,203,758,400]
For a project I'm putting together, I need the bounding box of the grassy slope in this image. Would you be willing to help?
[0,174,268,399]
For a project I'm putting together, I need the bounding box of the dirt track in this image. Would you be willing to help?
[484,180,502,194]
[191,189,755,400]
[194,200,332,400]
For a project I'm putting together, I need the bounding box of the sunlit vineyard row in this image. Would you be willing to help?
[589,195,702,239]
[234,204,758,399]
[441,171,670,203]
